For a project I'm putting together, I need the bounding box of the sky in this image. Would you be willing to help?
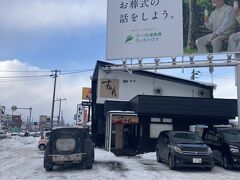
[0,0,238,125]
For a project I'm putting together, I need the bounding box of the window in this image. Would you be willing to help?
[162,118,172,123]
[206,130,215,142]
[150,124,173,138]
[151,118,161,123]
[151,117,172,123]
[214,133,222,144]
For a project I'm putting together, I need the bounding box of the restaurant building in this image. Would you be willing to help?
[91,61,237,155]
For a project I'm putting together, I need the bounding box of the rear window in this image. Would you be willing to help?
[171,132,203,144]
[222,130,240,143]
[52,129,85,139]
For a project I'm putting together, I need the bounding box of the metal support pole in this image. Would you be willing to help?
[58,100,62,126]
[88,100,90,122]
[55,98,66,126]
[29,107,32,131]
[236,64,240,128]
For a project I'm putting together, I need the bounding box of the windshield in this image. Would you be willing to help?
[222,130,240,143]
[171,132,203,144]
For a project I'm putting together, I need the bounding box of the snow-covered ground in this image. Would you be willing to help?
[0,137,239,180]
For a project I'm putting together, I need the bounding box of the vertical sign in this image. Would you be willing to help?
[82,87,92,100]
[77,104,84,125]
[106,0,183,60]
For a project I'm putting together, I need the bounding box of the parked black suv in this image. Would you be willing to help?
[156,130,214,170]
[202,127,240,169]
[44,127,94,171]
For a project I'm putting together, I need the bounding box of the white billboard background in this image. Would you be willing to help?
[106,0,183,60]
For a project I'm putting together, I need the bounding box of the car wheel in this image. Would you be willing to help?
[84,158,93,169]
[205,167,212,171]
[92,151,95,162]
[168,154,176,170]
[156,150,162,163]
[39,144,46,151]
[44,157,53,171]
[223,156,230,170]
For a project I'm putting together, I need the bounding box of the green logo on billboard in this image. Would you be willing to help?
[125,35,134,44]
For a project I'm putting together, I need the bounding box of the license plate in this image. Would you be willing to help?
[60,155,73,161]
[193,158,202,164]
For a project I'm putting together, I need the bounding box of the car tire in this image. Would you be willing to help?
[92,150,95,162]
[223,156,230,170]
[205,167,212,171]
[39,144,46,151]
[44,157,53,171]
[168,154,176,170]
[84,158,93,169]
[156,150,162,163]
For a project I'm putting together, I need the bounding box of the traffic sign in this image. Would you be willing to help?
[11,105,17,112]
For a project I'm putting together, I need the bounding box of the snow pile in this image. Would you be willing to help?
[137,152,156,160]
[0,136,37,150]
[95,148,117,161]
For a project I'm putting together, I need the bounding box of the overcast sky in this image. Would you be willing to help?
[0,0,237,124]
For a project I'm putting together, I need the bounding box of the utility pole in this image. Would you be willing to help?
[55,98,66,126]
[50,70,60,130]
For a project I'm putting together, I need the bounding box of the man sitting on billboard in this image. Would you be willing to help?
[228,1,240,57]
[196,0,235,54]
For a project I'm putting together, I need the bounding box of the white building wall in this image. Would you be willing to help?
[97,69,211,104]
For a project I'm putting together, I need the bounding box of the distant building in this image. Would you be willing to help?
[11,115,22,129]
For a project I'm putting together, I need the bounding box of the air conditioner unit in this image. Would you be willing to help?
[153,88,163,96]
[198,90,205,97]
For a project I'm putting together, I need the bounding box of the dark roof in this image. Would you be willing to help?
[95,61,214,89]
[104,95,237,118]
[92,60,114,80]
[129,95,237,118]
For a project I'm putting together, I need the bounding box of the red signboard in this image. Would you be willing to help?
[112,115,139,125]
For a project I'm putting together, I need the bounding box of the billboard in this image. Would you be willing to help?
[82,87,92,100]
[106,0,184,60]
[107,0,240,60]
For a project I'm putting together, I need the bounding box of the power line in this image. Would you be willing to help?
[0,68,94,79]
[0,74,51,79]
[0,68,94,73]
[0,70,51,73]
[0,77,51,83]
[59,69,94,75]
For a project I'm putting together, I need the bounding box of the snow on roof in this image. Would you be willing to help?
[108,111,136,114]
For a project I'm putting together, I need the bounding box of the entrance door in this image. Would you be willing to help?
[115,124,124,149]
[123,124,139,150]
[114,124,139,150]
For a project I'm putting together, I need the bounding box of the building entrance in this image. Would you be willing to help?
[105,111,139,155]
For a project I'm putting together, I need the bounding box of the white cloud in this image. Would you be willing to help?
[0,0,107,30]
[0,59,91,124]
[213,78,237,99]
